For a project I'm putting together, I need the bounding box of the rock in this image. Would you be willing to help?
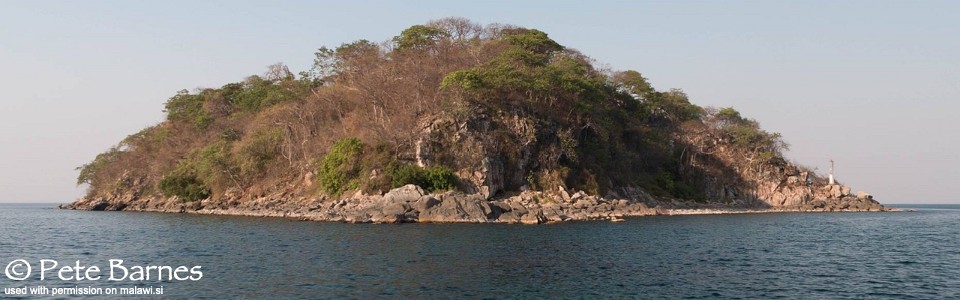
[369,210,397,223]
[558,186,571,201]
[787,176,800,185]
[574,197,597,209]
[90,201,109,211]
[418,194,492,223]
[383,185,425,203]
[415,196,440,212]
[497,212,522,223]
[479,157,504,199]
[571,191,587,201]
[382,202,409,217]
[351,190,365,199]
[829,185,843,199]
[507,201,528,215]
[856,191,872,200]
[541,204,565,222]
[520,208,546,224]
[810,199,827,209]
[841,186,851,196]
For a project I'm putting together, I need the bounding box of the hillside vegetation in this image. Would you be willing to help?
[77,18,810,207]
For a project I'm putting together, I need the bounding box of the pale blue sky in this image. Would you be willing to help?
[1,0,957,203]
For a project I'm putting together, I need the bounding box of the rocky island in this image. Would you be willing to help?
[66,18,891,223]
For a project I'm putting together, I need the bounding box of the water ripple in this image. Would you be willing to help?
[1,204,958,299]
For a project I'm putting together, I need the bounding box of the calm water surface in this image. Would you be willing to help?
[1,203,958,299]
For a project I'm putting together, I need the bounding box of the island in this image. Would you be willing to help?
[65,18,890,223]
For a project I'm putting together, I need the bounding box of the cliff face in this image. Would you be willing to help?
[66,18,888,221]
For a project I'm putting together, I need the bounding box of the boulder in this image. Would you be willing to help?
[461,196,496,220]
[382,202,409,217]
[418,194,493,223]
[571,191,587,201]
[558,186,571,202]
[383,185,425,203]
[856,191,872,200]
[520,208,546,224]
[415,196,440,212]
[369,210,398,223]
[829,185,843,199]
[541,207,565,222]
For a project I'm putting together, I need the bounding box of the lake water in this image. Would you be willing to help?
[1,203,958,299]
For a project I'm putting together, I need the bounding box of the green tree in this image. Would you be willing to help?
[501,28,562,54]
[612,70,654,99]
[317,138,364,196]
[75,147,122,185]
[163,90,212,129]
[393,25,450,50]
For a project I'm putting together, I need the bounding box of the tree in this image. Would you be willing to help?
[263,63,294,82]
[500,28,562,54]
[649,89,703,122]
[393,25,450,50]
[716,107,743,124]
[611,70,654,100]
[426,17,482,42]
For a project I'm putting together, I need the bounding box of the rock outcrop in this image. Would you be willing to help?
[65,182,892,224]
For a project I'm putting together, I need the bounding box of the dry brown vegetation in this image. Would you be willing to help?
[77,17,790,203]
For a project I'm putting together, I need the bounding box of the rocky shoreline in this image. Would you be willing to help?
[63,184,896,224]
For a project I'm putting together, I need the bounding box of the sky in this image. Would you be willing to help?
[1,0,957,204]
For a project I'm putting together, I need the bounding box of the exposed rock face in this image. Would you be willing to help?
[416,111,549,200]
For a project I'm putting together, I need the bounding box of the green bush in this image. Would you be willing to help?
[317,138,364,196]
[388,164,457,192]
[158,172,210,202]
[193,142,237,187]
[316,138,459,195]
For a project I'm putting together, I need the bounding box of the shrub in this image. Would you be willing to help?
[193,142,238,189]
[317,138,364,196]
[388,164,457,192]
[158,172,210,202]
